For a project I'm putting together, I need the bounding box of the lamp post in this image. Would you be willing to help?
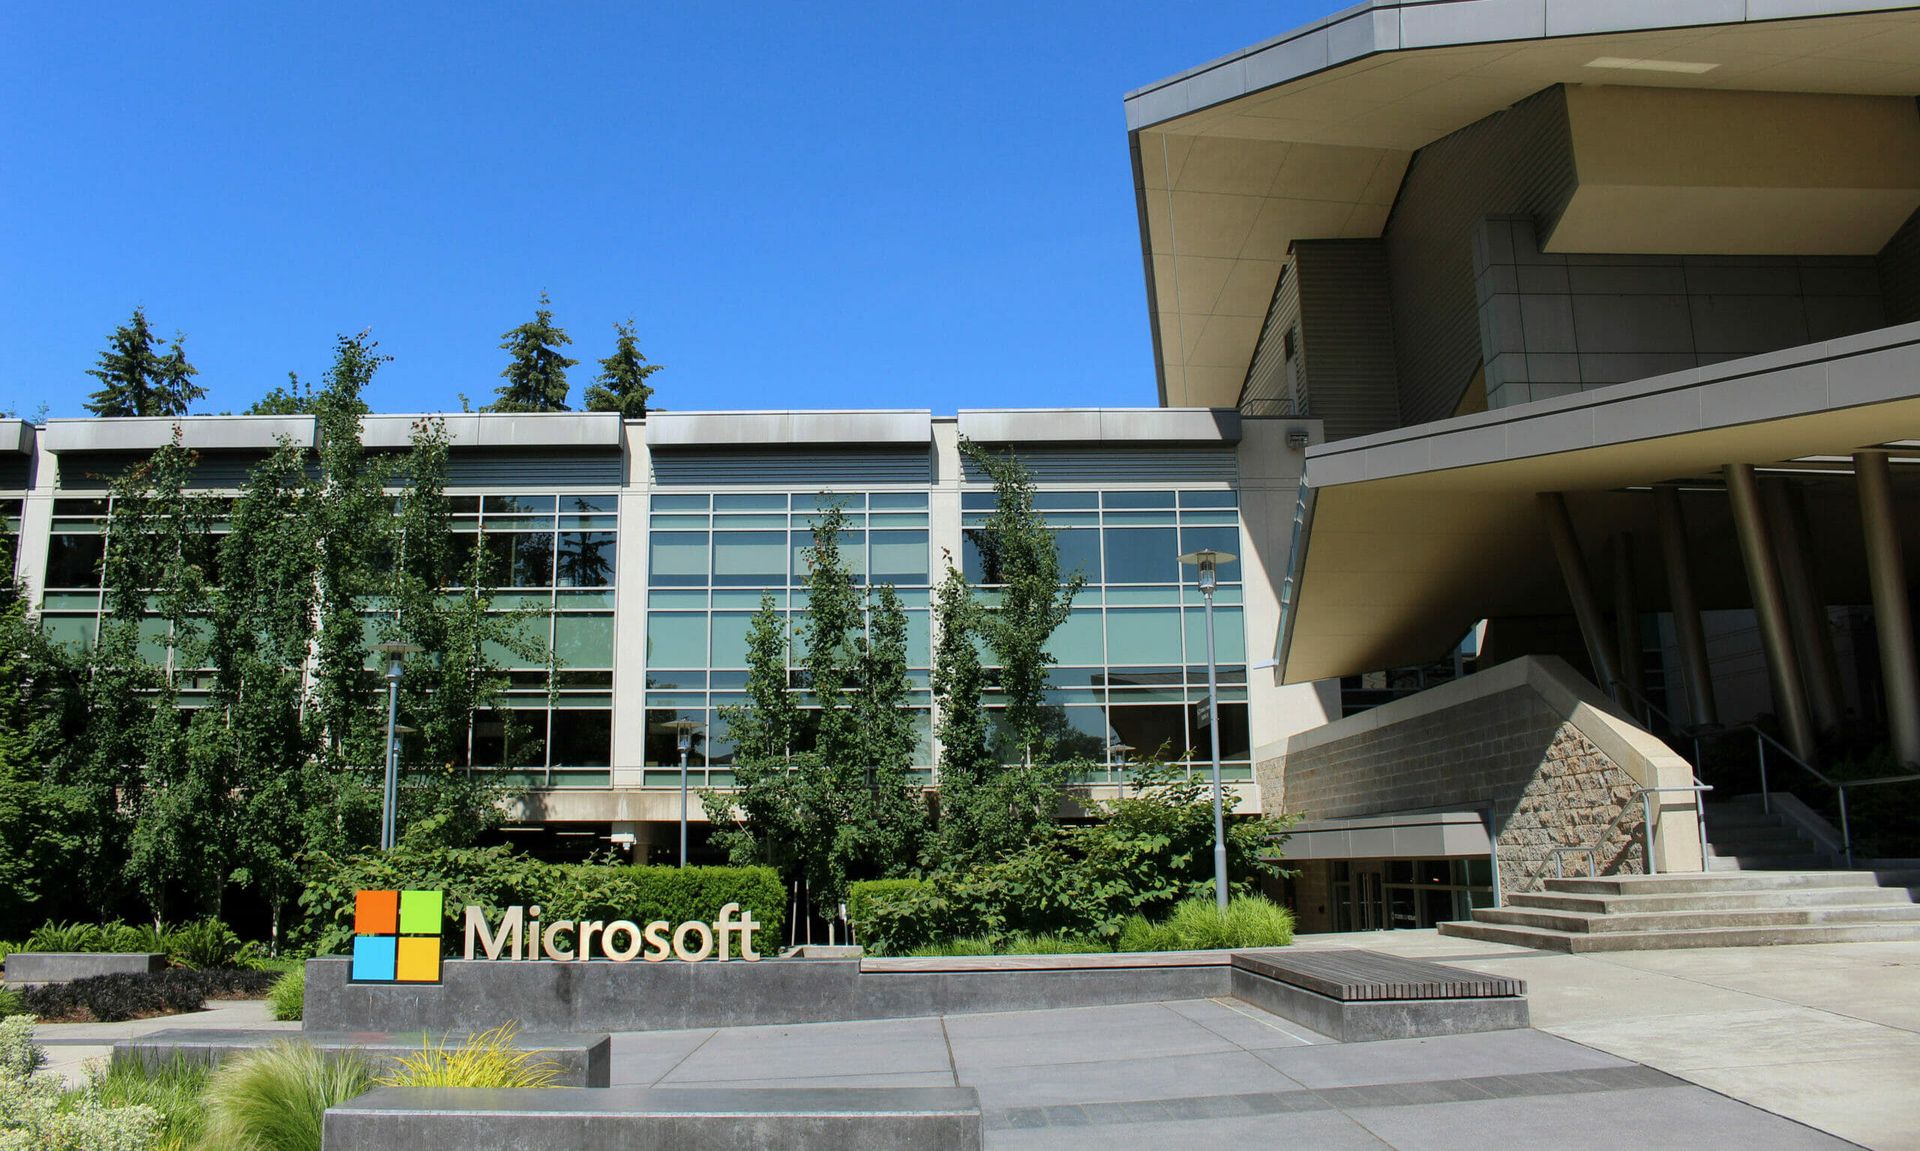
[1179,548,1235,912]
[660,719,704,867]
[372,641,423,852]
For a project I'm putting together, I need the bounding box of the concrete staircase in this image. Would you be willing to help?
[1439,870,1920,952]
[1439,794,1920,951]
[1701,793,1840,871]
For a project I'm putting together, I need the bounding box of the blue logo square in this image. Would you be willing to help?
[352,934,398,982]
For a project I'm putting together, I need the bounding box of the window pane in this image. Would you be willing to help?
[1178,525,1242,581]
[714,492,787,511]
[46,535,105,588]
[1046,608,1104,666]
[1043,704,1111,761]
[650,531,708,587]
[484,495,555,514]
[1179,490,1237,509]
[556,531,616,587]
[905,609,930,669]
[1185,606,1246,664]
[42,614,96,650]
[651,494,708,511]
[1104,491,1175,510]
[793,531,864,581]
[870,530,929,585]
[553,613,614,668]
[1193,701,1250,761]
[474,708,548,768]
[1107,704,1187,761]
[1055,529,1101,584]
[647,613,707,667]
[1034,491,1098,510]
[710,612,759,668]
[550,709,612,766]
[1106,607,1181,665]
[485,532,551,587]
[562,494,617,513]
[646,708,708,767]
[713,531,787,587]
[870,492,928,510]
[1103,527,1178,585]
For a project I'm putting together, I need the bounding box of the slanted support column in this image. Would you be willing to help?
[1766,478,1844,734]
[1540,493,1619,698]
[1725,465,1816,762]
[1855,451,1920,766]
[1611,533,1645,706]
[1655,487,1718,728]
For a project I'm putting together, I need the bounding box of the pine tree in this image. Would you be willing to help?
[582,320,661,419]
[84,307,205,417]
[487,292,576,412]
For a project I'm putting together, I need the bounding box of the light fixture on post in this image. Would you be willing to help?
[659,719,704,867]
[1179,548,1236,912]
[371,641,424,851]
[1107,741,1134,768]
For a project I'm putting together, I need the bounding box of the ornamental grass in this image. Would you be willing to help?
[373,1022,562,1090]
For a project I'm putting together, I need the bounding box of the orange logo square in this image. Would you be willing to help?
[355,889,399,935]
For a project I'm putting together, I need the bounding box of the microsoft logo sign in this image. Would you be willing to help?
[351,889,444,983]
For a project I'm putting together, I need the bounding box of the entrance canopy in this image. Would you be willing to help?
[1275,324,1920,683]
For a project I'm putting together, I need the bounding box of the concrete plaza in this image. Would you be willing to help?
[26,935,1917,1148]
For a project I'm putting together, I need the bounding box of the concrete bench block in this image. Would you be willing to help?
[113,1028,611,1088]
[321,1085,984,1150]
[1230,966,1529,1041]
[4,952,166,987]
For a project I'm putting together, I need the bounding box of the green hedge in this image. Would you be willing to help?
[847,879,927,940]
[300,845,787,958]
[18,918,250,969]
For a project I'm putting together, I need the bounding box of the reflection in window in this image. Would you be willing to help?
[650,532,707,587]
[1107,704,1187,761]
[557,531,616,587]
[46,535,106,588]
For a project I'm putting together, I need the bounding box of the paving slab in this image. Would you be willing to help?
[941,1000,1237,1074]
[966,1047,1302,1110]
[657,1015,952,1085]
[1680,1056,1920,1151]
[1344,1085,1853,1151]
[1251,1028,1629,1089]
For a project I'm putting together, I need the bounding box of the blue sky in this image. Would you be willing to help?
[0,3,1316,419]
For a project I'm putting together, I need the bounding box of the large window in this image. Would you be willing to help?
[962,488,1250,783]
[643,491,934,789]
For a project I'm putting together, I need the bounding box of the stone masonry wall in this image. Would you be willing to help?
[1273,686,1645,893]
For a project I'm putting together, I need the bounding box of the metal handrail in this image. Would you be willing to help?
[1550,783,1713,879]
[1607,679,1919,868]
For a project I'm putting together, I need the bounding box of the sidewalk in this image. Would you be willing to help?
[29,998,295,1087]
[1293,929,1920,1151]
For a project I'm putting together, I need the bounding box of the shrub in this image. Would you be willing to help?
[22,968,277,1023]
[2,1014,167,1151]
[847,878,927,938]
[373,1022,561,1089]
[0,987,23,1020]
[1163,895,1295,951]
[300,845,788,958]
[162,919,243,970]
[202,1043,372,1151]
[267,968,304,1022]
[1115,914,1181,953]
[79,1057,210,1151]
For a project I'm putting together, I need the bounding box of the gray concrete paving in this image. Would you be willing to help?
[29,998,293,1087]
[1292,929,1920,1151]
[607,998,1852,1149]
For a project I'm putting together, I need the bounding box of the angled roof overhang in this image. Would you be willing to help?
[1275,323,1920,683]
[1126,0,1920,409]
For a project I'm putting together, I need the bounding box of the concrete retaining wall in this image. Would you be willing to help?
[323,1086,984,1151]
[1257,656,1702,893]
[305,956,1230,1034]
[114,1028,611,1088]
[3,952,165,987]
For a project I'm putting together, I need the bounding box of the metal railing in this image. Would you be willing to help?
[1549,783,1713,879]
[1611,679,1920,868]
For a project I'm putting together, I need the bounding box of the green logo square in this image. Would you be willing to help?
[397,889,443,935]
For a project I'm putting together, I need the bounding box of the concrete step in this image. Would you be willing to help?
[1436,918,1920,953]
[1508,885,1919,914]
[1470,903,1920,934]
[1708,853,1841,871]
[1706,828,1814,850]
[1701,809,1792,829]
[1544,871,1890,896]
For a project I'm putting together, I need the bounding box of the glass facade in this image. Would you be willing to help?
[962,489,1251,783]
[644,491,934,789]
[33,489,620,787]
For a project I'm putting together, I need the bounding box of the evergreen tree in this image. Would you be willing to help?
[704,501,927,917]
[582,320,661,419]
[486,292,576,412]
[84,307,204,417]
[245,372,317,415]
[925,442,1088,871]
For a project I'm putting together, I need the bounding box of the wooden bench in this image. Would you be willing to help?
[1229,949,1528,1042]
